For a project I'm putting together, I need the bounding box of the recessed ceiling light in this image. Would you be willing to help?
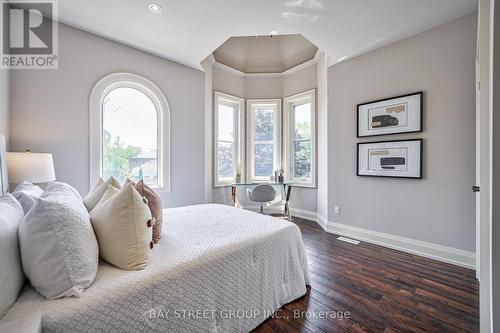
[148,3,162,14]
[338,56,347,62]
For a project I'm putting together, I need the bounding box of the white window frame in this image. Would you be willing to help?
[283,89,316,187]
[89,72,171,192]
[246,99,282,182]
[214,92,245,187]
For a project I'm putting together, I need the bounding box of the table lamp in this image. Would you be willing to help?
[6,150,56,185]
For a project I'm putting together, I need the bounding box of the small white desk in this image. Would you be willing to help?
[231,182,293,220]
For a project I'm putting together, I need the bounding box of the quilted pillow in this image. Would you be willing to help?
[90,183,153,270]
[19,182,99,299]
[11,181,44,214]
[0,194,25,318]
[83,177,121,212]
[135,180,163,243]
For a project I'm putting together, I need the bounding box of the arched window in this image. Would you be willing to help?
[90,73,170,191]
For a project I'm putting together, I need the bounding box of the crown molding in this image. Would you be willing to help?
[211,51,320,78]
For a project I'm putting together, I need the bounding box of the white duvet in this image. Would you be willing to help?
[3,204,310,333]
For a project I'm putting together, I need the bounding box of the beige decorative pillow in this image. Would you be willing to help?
[90,183,153,270]
[89,178,104,194]
[92,185,120,212]
[83,177,121,212]
[124,178,136,187]
[135,180,163,243]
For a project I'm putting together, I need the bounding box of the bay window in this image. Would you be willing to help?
[213,89,315,188]
[247,100,281,182]
[214,92,244,186]
[283,89,316,187]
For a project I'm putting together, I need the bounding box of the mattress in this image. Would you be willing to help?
[3,204,310,333]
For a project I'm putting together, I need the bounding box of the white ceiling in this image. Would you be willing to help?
[46,0,477,70]
[213,34,318,73]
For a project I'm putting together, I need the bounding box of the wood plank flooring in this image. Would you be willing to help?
[253,218,479,333]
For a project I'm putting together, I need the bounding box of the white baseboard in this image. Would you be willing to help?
[290,207,318,222]
[296,209,475,270]
[239,205,475,269]
[325,221,475,270]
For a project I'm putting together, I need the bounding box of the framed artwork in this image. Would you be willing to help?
[357,92,422,137]
[357,139,422,179]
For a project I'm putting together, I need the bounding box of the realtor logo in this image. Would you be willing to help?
[1,0,58,69]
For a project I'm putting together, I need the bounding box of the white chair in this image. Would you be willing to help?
[246,184,277,214]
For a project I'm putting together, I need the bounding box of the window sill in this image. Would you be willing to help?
[288,182,316,189]
[148,186,171,194]
[214,183,233,188]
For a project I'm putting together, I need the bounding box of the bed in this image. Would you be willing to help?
[2,203,310,332]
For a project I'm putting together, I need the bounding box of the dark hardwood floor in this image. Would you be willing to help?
[253,218,479,333]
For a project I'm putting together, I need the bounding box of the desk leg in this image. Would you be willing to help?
[283,185,292,221]
[231,185,237,207]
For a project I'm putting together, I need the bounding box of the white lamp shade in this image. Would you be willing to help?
[6,152,56,184]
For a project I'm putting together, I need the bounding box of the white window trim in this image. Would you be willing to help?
[89,72,171,192]
[214,91,245,187]
[283,89,316,188]
[246,99,282,182]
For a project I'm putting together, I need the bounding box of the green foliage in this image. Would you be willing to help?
[294,119,312,178]
[102,130,140,183]
[255,110,273,141]
[294,140,312,178]
[255,110,274,176]
[218,142,234,178]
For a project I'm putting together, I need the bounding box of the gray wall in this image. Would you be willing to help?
[328,13,477,251]
[0,69,9,144]
[245,76,282,99]
[9,22,205,208]
[213,67,245,98]
[282,65,317,97]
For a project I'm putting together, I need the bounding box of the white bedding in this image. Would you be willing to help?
[3,204,310,332]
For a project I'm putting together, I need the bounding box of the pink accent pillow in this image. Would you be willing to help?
[135,180,163,243]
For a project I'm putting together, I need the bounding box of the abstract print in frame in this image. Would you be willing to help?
[357,139,422,179]
[357,92,422,137]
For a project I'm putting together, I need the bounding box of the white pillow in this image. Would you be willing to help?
[13,181,44,194]
[90,183,153,270]
[11,182,44,214]
[0,194,25,318]
[92,185,120,212]
[83,177,121,212]
[19,182,99,299]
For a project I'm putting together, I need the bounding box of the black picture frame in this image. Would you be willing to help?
[356,92,423,138]
[357,139,423,179]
